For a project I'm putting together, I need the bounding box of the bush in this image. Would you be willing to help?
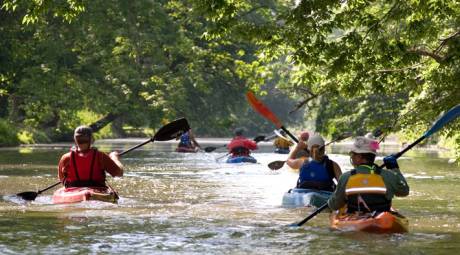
[0,119,19,146]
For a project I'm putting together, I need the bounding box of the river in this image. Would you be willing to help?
[0,138,459,254]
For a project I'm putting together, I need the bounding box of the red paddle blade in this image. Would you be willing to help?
[246,91,282,128]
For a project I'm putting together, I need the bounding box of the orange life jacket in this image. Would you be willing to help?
[345,165,391,213]
[65,148,106,187]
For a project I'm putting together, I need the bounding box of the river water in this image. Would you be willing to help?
[0,138,459,254]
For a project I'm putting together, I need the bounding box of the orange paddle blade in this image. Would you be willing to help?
[246,91,282,128]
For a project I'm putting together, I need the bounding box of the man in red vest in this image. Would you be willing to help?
[58,126,123,187]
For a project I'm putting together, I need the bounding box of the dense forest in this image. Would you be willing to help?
[0,1,458,160]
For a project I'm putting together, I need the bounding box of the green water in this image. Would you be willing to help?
[0,139,459,254]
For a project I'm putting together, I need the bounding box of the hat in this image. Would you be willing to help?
[300,131,310,141]
[74,125,93,137]
[350,136,379,155]
[307,133,325,150]
[364,132,375,139]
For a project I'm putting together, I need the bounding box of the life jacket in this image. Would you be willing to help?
[345,165,391,213]
[273,138,292,149]
[228,136,256,157]
[64,148,106,188]
[178,132,192,147]
[297,156,335,191]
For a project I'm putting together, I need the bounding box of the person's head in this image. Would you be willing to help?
[300,131,310,142]
[307,133,325,160]
[234,127,245,137]
[349,136,379,166]
[74,125,93,151]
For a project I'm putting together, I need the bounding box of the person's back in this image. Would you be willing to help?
[227,128,257,157]
[295,134,342,191]
[58,125,123,188]
[328,136,409,213]
[273,137,293,153]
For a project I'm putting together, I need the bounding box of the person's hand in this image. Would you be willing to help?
[383,155,399,169]
[109,151,120,160]
[295,140,308,151]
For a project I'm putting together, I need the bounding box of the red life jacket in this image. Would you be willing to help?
[227,136,257,157]
[65,148,106,187]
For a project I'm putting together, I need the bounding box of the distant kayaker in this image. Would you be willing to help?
[287,133,342,191]
[227,128,258,158]
[327,136,410,213]
[58,125,124,188]
[176,129,202,152]
[273,130,294,154]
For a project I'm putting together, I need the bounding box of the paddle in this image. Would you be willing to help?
[16,118,191,201]
[246,91,299,143]
[291,104,460,227]
[268,132,353,170]
[204,135,266,153]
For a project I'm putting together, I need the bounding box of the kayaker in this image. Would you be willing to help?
[227,128,258,158]
[273,130,294,154]
[176,129,201,151]
[327,136,410,213]
[58,125,124,188]
[287,133,342,191]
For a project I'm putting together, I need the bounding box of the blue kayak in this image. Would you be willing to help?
[274,148,290,154]
[226,156,257,163]
[281,188,332,208]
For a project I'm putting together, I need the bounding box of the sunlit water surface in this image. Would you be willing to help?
[0,138,459,254]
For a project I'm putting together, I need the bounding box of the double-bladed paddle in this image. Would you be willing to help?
[16,118,191,201]
[246,91,299,143]
[290,104,460,227]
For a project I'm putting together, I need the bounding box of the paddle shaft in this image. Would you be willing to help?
[280,126,299,143]
[294,203,328,226]
[119,138,153,156]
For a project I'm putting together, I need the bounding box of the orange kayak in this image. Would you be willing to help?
[330,210,408,233]
[52,186,118,204]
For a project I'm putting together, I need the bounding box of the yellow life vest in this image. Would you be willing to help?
[345,166,387,196]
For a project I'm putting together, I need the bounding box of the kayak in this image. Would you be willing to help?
[274,148,290,154]
[52,186,118,204]
[226,156,257,163]
[330,210,409,233]
[281,188,332,208]
[176,146,197,153]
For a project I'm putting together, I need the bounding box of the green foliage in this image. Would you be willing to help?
[0,119,19,146]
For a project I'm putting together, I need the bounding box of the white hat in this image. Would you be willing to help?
[350,136,380,155]
[307,133,325,150]
[365,132,375,139]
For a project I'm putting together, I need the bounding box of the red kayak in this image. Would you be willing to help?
[52,186,118,204]
[330,210,408,233]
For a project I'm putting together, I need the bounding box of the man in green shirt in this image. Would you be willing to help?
[328,136,409,213]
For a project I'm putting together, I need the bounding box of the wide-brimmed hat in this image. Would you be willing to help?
[307,133,325,150]
[350,136,379,155]
[74,125,93,137]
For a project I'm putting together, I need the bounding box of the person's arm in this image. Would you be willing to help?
[189,130,201,149]
[332,161,342,180]
[327,174,349,210]
[244,139,258,150]
[57,154,70,182]
[383,156,409,197]
[104,152,123,177]
[286,139,308,169]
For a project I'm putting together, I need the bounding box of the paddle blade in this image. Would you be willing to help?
[153,118,190,141]
[246,91,282,128]
[268,160,286,170]
[424,104,460,137]
[16,191,38,201]
[253,135,266,143]
[204,146,217,152]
